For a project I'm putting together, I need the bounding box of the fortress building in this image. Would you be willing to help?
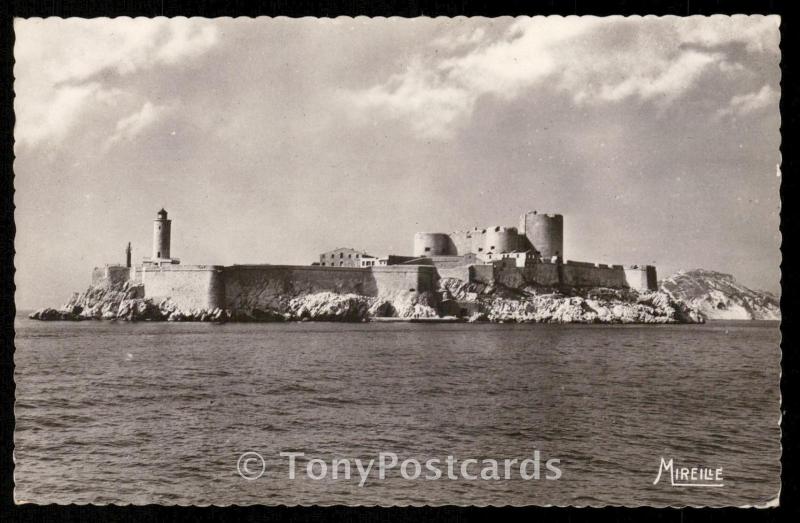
[413,211,564,261]
[91,208,657,316]
[319,247,373,268]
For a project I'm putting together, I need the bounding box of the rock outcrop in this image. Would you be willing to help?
[30,271,713,324]
[437,278,703,324]
[659,269,780,320]
[29,282,440,323]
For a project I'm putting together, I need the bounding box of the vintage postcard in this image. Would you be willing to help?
[13,15,781,507]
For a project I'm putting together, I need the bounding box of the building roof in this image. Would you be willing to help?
[320,247,373,256]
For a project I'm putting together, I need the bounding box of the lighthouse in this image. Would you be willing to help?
[153,208,172,260]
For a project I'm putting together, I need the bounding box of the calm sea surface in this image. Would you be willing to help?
[13,316,781,506]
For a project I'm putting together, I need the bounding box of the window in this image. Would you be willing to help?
[348,254,352,258]
[424,247,431,252]
[340,253,343,258]
[478,247,483,252]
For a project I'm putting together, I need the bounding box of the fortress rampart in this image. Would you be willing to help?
[142,264,225,310]
[136,263,439,312]
[91,265,134,288]
[465,258,655,291]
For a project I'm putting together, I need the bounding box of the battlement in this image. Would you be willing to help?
[564,260,622,270]
[520,210,563,219]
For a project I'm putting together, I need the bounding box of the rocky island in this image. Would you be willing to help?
[32,208,772,324]
[29,275,702,324]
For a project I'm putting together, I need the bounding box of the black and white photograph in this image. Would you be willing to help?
[11,14,782,507]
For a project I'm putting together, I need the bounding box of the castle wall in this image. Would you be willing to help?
[222,265,373,311]
[221,264,437,311]
[91,265,133,288]
[427,254,478,269]
[448,227,520,255]
[461,260,656,291]
[520,261,561,287]
[561,261,628,288]
[372,265,437,294]
[142,265,225,310]
[623,265,658,292]
[448,230,480,255]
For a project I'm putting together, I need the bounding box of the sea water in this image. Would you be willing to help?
[13,316,781,506]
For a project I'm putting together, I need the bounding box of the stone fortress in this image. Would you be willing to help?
[92,208,657,317]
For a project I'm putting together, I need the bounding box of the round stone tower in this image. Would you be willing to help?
[153,208,171,259]
[484,226,520,253]
[413,232,454,257]
[519,211,564,260]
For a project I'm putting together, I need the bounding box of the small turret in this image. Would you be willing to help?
[125,242,132,268]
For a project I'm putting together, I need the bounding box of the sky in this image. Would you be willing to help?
[14,16,782,309]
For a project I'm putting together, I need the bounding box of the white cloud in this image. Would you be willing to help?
[719,84,779,118]
[678,15,780,54]
[586,49,723,104]
[15,82,102,147]
[431,27,487,50]
[348,16,780,139]
[107,101,170,146]
[14,18,218,148]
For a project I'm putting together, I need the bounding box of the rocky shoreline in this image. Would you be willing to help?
[28,276,704,324]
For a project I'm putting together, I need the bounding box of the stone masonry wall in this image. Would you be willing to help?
[467,260,657,291]
[92,265,134,288]
[142,265,225,310]
[561,261,628,288]
[222,264,437,311]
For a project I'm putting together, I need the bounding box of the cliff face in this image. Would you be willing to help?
[438,278,703,324]
[659,269,780,321]
[28,279,439,322]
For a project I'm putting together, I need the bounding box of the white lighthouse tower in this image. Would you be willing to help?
[153,208,172,260]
